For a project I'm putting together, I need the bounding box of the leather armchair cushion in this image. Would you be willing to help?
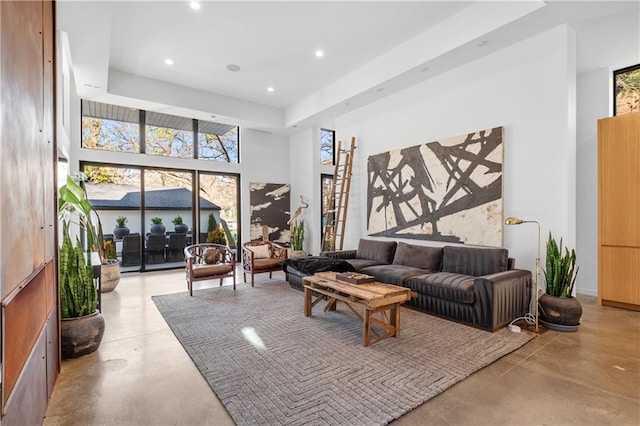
[392,242,442,270]
[193,263,233,278]
[252,258,283,271]
[441,246,508,276]
[406,272,476,304]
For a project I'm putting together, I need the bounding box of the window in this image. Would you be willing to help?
[614,64,640,116]
[81,100,139,152]
[145,112,194,158]
[320,128,335,165]
[198,121,239,163]
[320,174,334,251]
[81,100,240,161]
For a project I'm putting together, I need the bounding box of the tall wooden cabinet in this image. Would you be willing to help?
[598,112,640,310]
[0,1,58,424]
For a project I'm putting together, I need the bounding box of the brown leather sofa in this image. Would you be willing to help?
[319,239,532,331]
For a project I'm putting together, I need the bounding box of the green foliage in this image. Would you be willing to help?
[172,215,183,225]
[59,221,97,318]
[291,220,304,251]
[103,240,117,260]
[207,213,218,232]
[151,216,163,225]
[207,228,227,245]
[543,232,579,298]
[115,215,127,227]
[58,175,106,264]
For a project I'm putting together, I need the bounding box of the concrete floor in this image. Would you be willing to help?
[45,268,640,426]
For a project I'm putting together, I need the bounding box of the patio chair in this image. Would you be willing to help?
[166,233,187,262]
[146,234,166,264]
[121,233,141,267]
[184,243,236,296]
[242,241,288,287]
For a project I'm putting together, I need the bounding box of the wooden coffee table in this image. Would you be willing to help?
[303,272,414,347]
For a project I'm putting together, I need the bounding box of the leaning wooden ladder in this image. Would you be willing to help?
[322,137,356,251]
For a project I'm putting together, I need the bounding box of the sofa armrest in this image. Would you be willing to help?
[320,249,357,259]
[474,269,532,331]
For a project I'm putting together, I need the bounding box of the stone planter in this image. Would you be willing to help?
[113,226,130,239]
[101,260,121,293]
[61,312,105,359]
[174,223,188,234]
[538,293,582,332]
[150,223,166,235]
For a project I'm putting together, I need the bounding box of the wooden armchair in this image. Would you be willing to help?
[242,241,288,287]
[184,244,236,296]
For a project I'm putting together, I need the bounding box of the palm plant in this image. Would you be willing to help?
[58,175,106,264]
[543,232,579,298]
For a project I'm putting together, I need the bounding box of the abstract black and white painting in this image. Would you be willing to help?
[250,182,290,241]
[367,127,503,246]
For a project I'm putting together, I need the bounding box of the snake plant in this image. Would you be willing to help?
[59,221,97,318]
[291,220,304,251]
[543,232,579,298]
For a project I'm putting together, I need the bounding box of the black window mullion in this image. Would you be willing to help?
[193,119,198,159]
[140,110,146,154]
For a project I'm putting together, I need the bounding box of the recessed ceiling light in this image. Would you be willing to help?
[164,58,174,65]
[420,66,429,73]
[190,2,201,10]
[315,50,324,58]
[226,64,241,72]
[267,87,275,93]
[376,87,385,93]
[477,40,488,47]
[210,114,216,119]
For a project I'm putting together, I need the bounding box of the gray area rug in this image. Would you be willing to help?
[153,281,534,425]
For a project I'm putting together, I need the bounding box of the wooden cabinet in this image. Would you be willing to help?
[598,112,640,310]
[0,0,58,422]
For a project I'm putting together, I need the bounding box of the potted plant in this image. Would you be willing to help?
[172,215,189,234]
[113,215,130,239]
[58,175,106,358]
[290,220,306,257]
[539,232,582,331]
[100,239,121,293]
[150,216,166,235]
[206,214,227,245]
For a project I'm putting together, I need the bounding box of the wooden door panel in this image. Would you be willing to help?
[599,246,640,306]
[598,113,640,247]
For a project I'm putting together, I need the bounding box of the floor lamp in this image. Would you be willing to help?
[505,216,540,333]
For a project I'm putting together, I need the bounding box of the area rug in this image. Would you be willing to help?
[153,281,534,425]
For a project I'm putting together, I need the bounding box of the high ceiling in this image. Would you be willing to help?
[57,1,639,133]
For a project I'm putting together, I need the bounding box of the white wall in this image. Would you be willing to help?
[576,68,610,296]
[334,25,577,284]
[574,10,639,296]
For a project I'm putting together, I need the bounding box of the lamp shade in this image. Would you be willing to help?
[505,217,524,225]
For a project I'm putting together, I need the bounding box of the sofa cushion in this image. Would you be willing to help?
[360,264,429,286]
[441,246,508,276]
[356,239,397,264]
[346,258,385,272]
[406,272,476,304]
[392,242,442,270]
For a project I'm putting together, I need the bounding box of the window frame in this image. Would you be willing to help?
[320,128,335,166]
[613,64,640,116]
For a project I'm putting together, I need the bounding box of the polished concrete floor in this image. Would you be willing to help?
[45,268,639,426]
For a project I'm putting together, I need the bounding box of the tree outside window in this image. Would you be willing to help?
[614,64,640,116]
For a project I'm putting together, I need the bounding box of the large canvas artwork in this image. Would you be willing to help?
[250,182,290,241]
[367,127,503,246]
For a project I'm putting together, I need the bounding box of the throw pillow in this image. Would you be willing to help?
[203,248,220,264]
[250,244,271,259]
